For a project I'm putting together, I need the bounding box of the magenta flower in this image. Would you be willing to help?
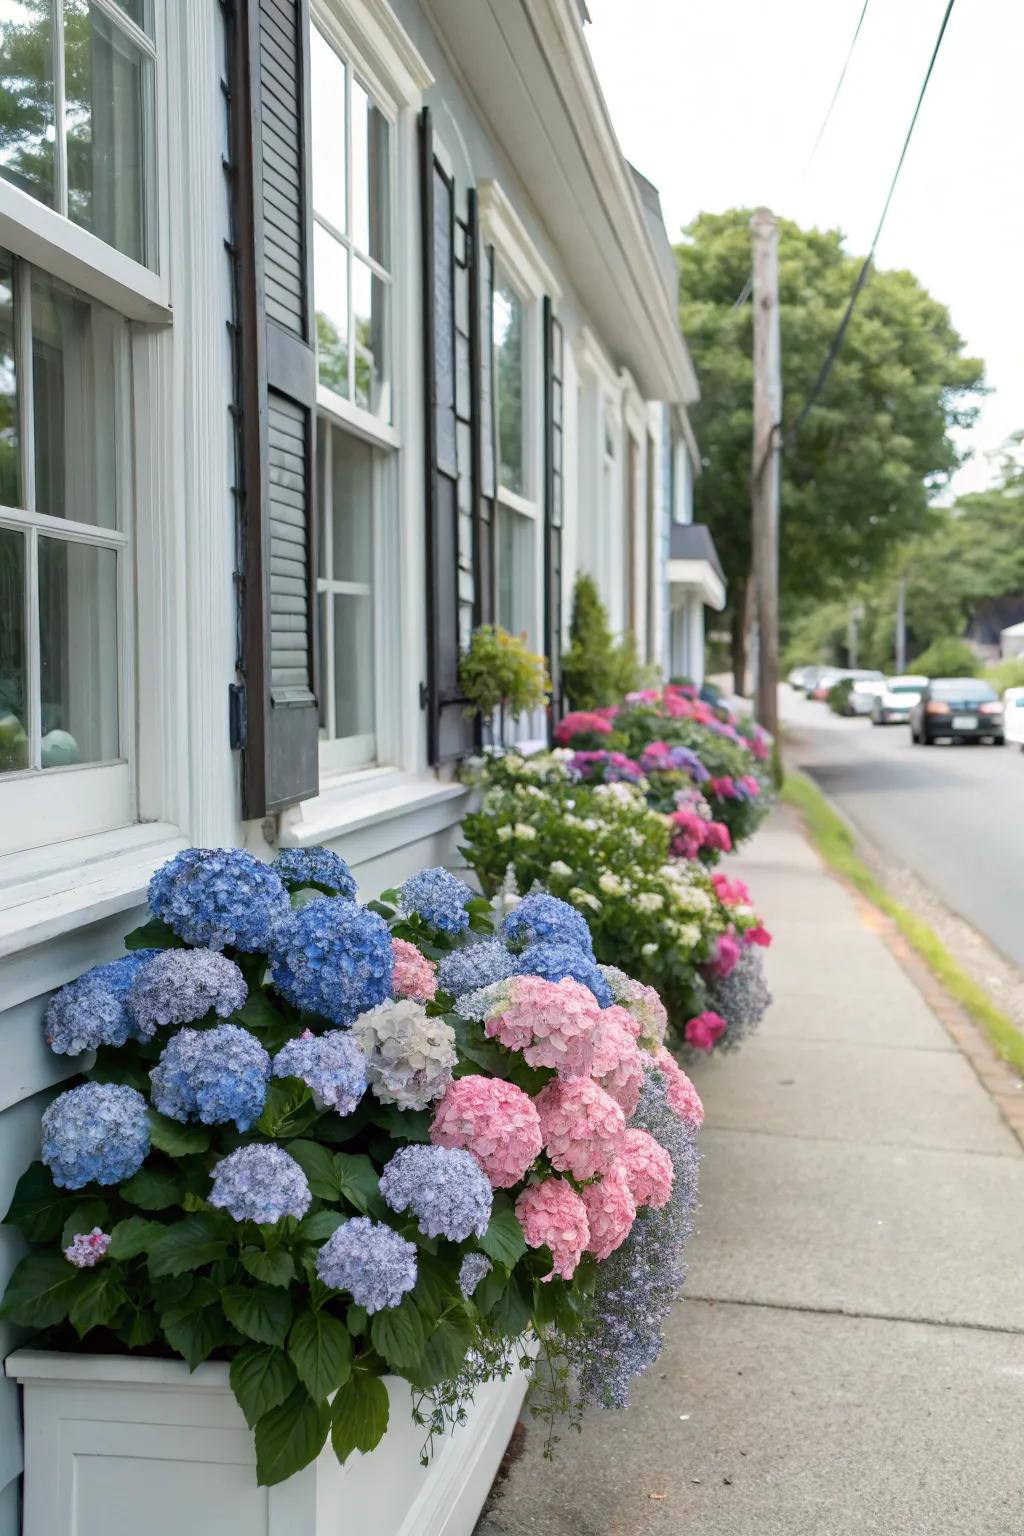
[683,1011,728,1052]
[708,931,742,979]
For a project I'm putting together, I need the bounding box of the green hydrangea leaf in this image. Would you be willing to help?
[369,1298,426,1370]
[161,1298,232,1370]
[69,1268,129,1337]
[240,1245,296,1288]
[287,1140,343,1200]
[0,1250,85,1326]
[478,1201,527,1269]
[60,1199,109,1251]
[222,1285,294,1347]
[4,1161,81,1243]
[147,1213,231,1278]
[333,1153,379,1214]
[230,1342,298,1429]
[330,1373,390,1464]
[107,1217,163,1262]
[254,1387,331,1487]
[147,1112,210,1157]
[120,1166,186,1212]
[295,1209,346,1244]
[288,1307,352,1400]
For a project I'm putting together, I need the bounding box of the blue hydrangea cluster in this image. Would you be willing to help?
[398,866,473,934]
[128,949,247,1040]
[568,1068,700,1409]
[148,848,288,952]
[150,1024,270,1131]
[665,745,710,783]
[272,1029,367,1115]
[501,891,594,957]
[269,898,392,1025]
[436,940,516,1000]
[315,1216,418,1313]
[515,942,613,1006]
[272,847,357,899]
[44,950,159,1056]
[458,1252,493,1298]
[41,1082,150,1189]
[379,1144,493,1242]
[208,1144,312,1224]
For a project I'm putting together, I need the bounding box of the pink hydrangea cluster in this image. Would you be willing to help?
[535,1077,625,1180]
[670,809,731,860]
[711,871,752,908]
[515,1177,590,1280]
[703,821,733,854]
[483,975,602,1078]
[430,1075,542,1189]
[684,1011,728,1052]
[619,1127,674,1209]
[554,711,614,746]
[582,1161,637,1260]
[654,1047,704,1126]
[64,1228,111,1267]
[390,937,438,1002]
[739,775,761,797]
[744,922,772,948]
[708,931,741,979]
[590,1007,646,1118]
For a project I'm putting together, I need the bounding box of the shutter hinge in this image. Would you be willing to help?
[229,683,247,750]
[419,681,429,711]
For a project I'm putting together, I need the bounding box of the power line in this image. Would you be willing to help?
[731,274,752,309]
[806,0,871,169]
[786,0,957,449]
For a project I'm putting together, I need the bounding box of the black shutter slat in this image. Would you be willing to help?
[229,0,319,816]
[544,297,565,734]
[468,192,495,629]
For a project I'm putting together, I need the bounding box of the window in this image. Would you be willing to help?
[494,276,523,496]
[311,19,396,773]
[493,265,536,646]
[0,0,158,269]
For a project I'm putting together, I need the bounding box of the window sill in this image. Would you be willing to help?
[0,822,188,961]
[278,768,469,849]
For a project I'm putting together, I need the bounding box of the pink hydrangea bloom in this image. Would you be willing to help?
[535,1077,625,1180]
[703,820,733,854]
[709,931,741,979]
[554,711,614,746]
[515,1177,590,1280]
[744,923,772,948]
[654,1047,704,1126]
[64,1228,111,1268]
[670,809,708,860]
[590,1008,645,1118]
[581,1161,636,1260]
[684,1010,728,1052]
[484,975,602,1078]
[711,872,752,908]
[430,1075,542,1189]
[390,937,438,1002]
[739,775,761,797]
[619,1128,674,1209]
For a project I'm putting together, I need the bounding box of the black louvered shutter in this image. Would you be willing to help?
[471,201,496,627]
[420,108,476,764]
[228,0,319,817]
[544,298,565,733]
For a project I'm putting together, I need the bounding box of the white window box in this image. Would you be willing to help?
[6,1349,527,1536]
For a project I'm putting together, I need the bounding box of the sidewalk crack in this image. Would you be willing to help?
[684,1293,1024,1337]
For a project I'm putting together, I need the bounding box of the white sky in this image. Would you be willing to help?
[585,0,1023,497]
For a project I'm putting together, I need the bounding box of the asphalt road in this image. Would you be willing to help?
[782,684,1024,973]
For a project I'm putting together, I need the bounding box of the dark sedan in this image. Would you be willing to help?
[909,677,1004,745]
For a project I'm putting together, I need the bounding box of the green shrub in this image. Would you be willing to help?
[562,572,640,708]
[827,678,855,715]
[459,625,549,745]
[985,656,1024,695]
[909,637,980,678]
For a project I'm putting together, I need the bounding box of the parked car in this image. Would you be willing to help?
[870,674,928,725]
[811,668,883,702]
[1003,686,1024,748]
[909,678,1004,745]
[848,678,887,716]
[788,665,824,691]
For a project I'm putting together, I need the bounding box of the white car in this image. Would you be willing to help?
[1003,686,1024,747]
[848,678,887,716]
[871,675,928,725]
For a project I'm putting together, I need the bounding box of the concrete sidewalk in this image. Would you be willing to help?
[475,806,1024,1536]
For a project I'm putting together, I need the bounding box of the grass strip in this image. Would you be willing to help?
[780,769,1024,1077]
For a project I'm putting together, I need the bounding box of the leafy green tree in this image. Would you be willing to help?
[909,636,980,678]
[676,210,985,689]
[562,572,639,709]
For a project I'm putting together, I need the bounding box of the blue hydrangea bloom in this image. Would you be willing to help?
[515,942,613,1006]
[272,1029,367,1115]
[148,848,289,952]
[208,1144,312,1224]
[269,898,392,1025]
[398,867,473,934]
[272,847,358,900]
[129,949,247,1040]
[150,1024,270,1131]
[501,892,595,957]
[315,1216,418,1313]
[436,940,516,1000]
[41,1082,150,1189]
[458,1251,493,1298]
[379,1144,493,1242]
[44,950,160,1056]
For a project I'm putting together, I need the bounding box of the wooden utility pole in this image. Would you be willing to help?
[895,578,907,672]
[751,208,782,736]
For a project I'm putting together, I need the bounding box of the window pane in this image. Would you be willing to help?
[352,258,387,418]
[65,1,153,267]
[494,279,524,495]
[316,587,328,733]
[333,592,373,744]
[0,0,56,210]
[0,249,19,508]
[314,222,348,397]
[115,0,151,36]
[351,78,389,268]
[39,534,118,765]
[310,26,344,233]
[329,424,372,584]
[498,504,533,640]
[0,524,27,770]
[32,268,116,526]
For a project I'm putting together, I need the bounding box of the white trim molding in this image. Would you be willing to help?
[477,180,562,303]
[668,558,726,612]
[313,0,433,108]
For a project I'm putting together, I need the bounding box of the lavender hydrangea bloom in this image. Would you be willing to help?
[272,847,357,899]
[44,950,159,1056]
[42,1082,150,1189]
[398,867,473,934]
[316,1216,418,1313]
[272,1029,367,1115]
[459,1252,493,1298]
[501,891,594,957]
[379,1144,493,1242]
[269,898,392,1025]
[150,1024,270,1131]
[129,949,247,1040]
[436,940,516,1000]
[515,943,613,1007]
[208,1145,312,1224]
[705,946,772,1051]
[148,848,288,952]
